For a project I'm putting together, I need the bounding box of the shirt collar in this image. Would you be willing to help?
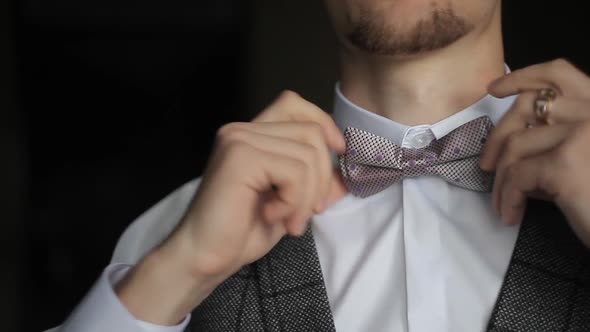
[331,68,517,145]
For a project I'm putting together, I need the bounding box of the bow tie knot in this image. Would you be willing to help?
[339,116,495,198]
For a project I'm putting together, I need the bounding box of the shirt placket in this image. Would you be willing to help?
[402,126,447,332]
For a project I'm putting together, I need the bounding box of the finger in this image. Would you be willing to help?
[489,59,590,98]
[542,97,590,124]
[499,177,528,226]
[481,94,590,170]
[258,190,292,222]
[255,132,323,218]
[254,90,346,153]
[480,92,537,170]
[221,142,301,229]
[498,153,557,225]
[248,216,288,261]
[491,124,571,213]
[248,146,313,236]
[220,128,323,225]
[488,64,560,97]
[223,121,333,210]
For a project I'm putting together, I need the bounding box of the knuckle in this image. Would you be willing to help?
[277,90,301,104]
[216,122,247,145]
[216,122,239,137]
[549,58,573,76]
[216,122,233,138]
[552,58,572,70]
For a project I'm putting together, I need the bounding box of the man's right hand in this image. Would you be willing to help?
[115,91,346,326]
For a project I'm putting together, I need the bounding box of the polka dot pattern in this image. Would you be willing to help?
[340,116,495,198]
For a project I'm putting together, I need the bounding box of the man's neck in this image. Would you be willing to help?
[338,6,505,126]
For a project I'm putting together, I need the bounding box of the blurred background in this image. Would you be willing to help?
[1,1,589,331]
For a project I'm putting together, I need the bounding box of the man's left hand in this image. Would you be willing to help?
[480,58,590,248]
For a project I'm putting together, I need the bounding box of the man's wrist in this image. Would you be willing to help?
[114,237,222,326]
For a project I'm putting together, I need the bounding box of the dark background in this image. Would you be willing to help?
[1,1,589,331]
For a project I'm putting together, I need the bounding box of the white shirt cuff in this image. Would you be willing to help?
[58,263,190,332]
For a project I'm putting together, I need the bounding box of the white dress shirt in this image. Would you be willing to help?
[49,85,520,332]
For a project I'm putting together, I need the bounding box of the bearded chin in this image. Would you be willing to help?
[347,7,474,56]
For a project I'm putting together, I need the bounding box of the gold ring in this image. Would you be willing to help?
[534,88,557,124]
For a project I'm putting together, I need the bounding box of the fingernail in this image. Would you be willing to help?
[314,199,327,214]
[314,203,323,214]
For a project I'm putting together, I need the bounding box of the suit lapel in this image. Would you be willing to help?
[189,226,336,331]
[486,199,590,332]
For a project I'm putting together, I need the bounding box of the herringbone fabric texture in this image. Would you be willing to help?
[486,200,590,332]
[188,227,336,332]
[186,206,590,330]
[340,116,495,197]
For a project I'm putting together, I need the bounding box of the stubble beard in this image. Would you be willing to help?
[347,6,474,56]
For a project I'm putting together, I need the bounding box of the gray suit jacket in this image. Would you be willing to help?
[189,199,590,332]
[51,179,587,332]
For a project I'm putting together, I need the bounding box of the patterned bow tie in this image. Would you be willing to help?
[339,116,495,198]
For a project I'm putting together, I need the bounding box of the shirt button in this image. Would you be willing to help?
[403,127,435,149]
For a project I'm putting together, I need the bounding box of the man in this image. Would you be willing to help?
[50,0,590,331]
